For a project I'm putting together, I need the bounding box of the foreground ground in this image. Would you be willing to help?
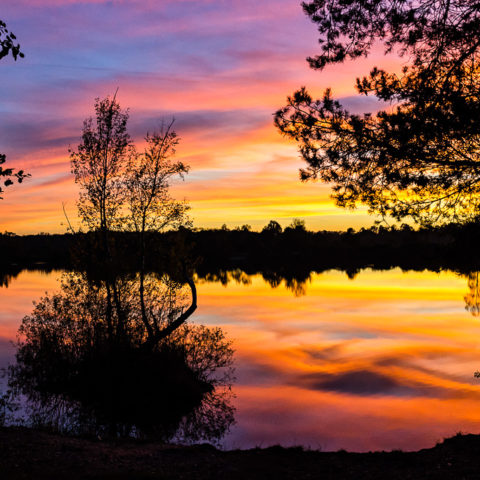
[1,427,479,479]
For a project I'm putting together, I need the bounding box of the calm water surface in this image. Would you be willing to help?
[2,268,480,451]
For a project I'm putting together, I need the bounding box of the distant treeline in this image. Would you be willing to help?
[3,222,480,279]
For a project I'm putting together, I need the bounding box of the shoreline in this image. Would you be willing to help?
[2,427,480,479]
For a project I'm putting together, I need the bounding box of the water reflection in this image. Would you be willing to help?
[4,267,480,451]
[465,272,480,316]
[198,267,480,310]
[7,266,480,313]
[0,267,19,288]
[198,268,311,297]
[5,271,235,442]
[0,265,56,288]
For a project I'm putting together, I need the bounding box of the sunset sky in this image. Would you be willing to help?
[0,0,405,234]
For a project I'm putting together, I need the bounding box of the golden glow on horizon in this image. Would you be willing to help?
[0,46,407,234]
[1,139,376,233]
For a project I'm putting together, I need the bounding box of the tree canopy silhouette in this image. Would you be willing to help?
[0,19,23,61]
[69,95,189,236]
[0,19,27,199]
[275,1,480,226]
[0,154,28,199]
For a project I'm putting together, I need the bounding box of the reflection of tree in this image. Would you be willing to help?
[201,269,252,287]
[0,266,55,289]
[0,267,20,288]
[262,271,310,297]
[197,269,310,297]
[464,272,480,317]
[8,272,235,442]
[4,95,236,443]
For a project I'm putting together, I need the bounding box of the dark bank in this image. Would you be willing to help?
[2,427,480,480]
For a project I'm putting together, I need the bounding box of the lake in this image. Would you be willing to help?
[2,267,480,452]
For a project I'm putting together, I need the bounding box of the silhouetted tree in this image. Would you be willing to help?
[126,122,190,234]
[262,220,282,235]
[70,97,190,236]
[235,224,252,232]
[0,154,28,199]
[275,1,480,226]
[286,218,307,232]
[0,20,27,199]
[0,20,23,60]
[70,95,133,233]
